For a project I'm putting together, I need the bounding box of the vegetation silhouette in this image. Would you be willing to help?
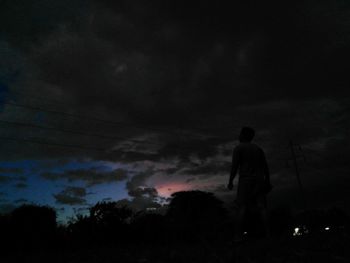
[166,190,228,242]
[0,193,349,262]
[131,211,167,244]
[68,201,133,246]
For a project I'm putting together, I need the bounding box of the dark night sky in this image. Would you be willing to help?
[0,0,349,222]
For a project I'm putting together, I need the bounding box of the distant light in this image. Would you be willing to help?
[243,231,248,235]
[325,227,330,231]
[293,227,302,236]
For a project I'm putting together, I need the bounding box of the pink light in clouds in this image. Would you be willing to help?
[156,182,194,197]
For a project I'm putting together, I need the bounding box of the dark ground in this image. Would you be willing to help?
[2,232,349,263]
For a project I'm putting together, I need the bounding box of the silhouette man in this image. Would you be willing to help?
[227,127,271,240]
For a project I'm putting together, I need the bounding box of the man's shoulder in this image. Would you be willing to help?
[235,143,263,152]
[235,142,260,148]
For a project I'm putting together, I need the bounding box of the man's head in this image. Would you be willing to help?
[239,127,255,142]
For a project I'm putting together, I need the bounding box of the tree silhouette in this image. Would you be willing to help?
[90,201,133,225]
[166,190,228,242]
[67,214,96,247]
[90,201,133,244]
[131,211,167,244]
[10,204,57,250]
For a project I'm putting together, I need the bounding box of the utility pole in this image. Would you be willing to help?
[288,140,307,209]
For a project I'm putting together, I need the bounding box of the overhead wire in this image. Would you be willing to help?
[0,119,160,146]
[0,93,236,154]
[0,135,107,152]
[0,99,219,137]
[2,89,236,136]
[0,118,233,155]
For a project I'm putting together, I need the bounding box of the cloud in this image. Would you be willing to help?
[0,174,26,184]
[0,0,349,163]
[128,187,158,198]
[0,167,23,174]
[181,161,231,176]
[0,0,87,47]
[41,168,128,186]
[115,196,162,212]
[0,0,350,213]
[14,182,27,189]
[54,194,85,206]
[0,175,12,184]
[54,186,87,205]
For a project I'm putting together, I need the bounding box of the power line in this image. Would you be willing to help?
[0,97,238,155]
[0,119,234,155]
[2,91,236,136]
[0,135,107,152]
[0,118,234,155]
[1,100,126,126]
[2,90,75,107]
[1,99,219,137]
[0,133,233,159]
[0,119,160,146]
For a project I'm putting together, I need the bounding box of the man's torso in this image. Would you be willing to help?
[236,143,265,180]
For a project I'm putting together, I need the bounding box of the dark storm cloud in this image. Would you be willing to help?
[106,135,233,165]
[3,1,350,112]
[41,168,128,186]
[0,193,7,203]
[185,178,196,183]
[17,176,27,181]
[0,0,350,211]
[115,196,162,212]
[126,169,154,192]
[181,161,231,176]
[128,187,158,198]
[0,175,12,183]
[0,167,23,174]
[17,0,308,123]
[1,0,349,162]
[0,174,25,184]
[14,182,27,189]
[158,137,231,161]
[54,194,85,206]
[0,0,87,48]
[54,186,87,205]
[93,169,165,211]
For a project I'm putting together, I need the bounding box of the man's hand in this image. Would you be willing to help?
[227,181,233,190]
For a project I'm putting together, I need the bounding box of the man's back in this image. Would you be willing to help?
[232,142,267,180]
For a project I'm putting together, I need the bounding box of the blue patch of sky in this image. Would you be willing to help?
[0,158,130,221]
[56,181,129,224]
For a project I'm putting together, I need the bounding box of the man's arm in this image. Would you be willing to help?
[228,146,239,190]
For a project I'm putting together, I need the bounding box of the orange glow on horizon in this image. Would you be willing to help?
[156,182,194,197]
